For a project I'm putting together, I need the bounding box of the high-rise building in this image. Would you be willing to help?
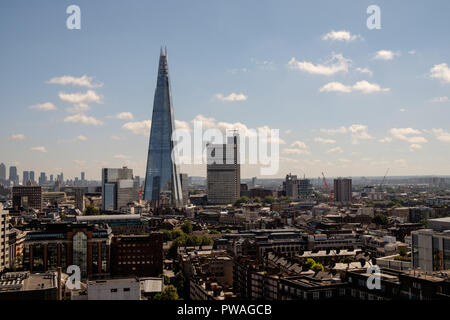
[411,229,450,272]
[298,178,313,199]
[143,48,183,207]
[81,172,85,181]
[334,178,352,203]
[207,135,240,205]
[283,174,299,200]
[9,166,19,186]
[0,163,6,182]
[0,204,9,272]
[38,172,46,185]
[74,188,86,212]
[180,173,189,206]
[12,186,43,211]
[49,174,54,183]
[29,171,35,184]
[102,167,139,211]
[22,171,29,186]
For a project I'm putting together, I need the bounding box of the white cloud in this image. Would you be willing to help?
[175,120,191,132]
[64,113,104,126]
[215,93,247,102]
[379,137,392,143]
[320,126,347,135]
[408,50,416,55]
[389,128,427,144]
[327,147,343,154]
[31,146,47,153]
[314,137,336,144]
[122,120,151,135]
[429,63,450,83]
[431,96,449,103]
[394,159,407,167]
[66,103,91,113]
[409,144,422,151]
[283,141,310,155]
[75,135,87,141]
[10,134,25,140]
[29,102,57,111]
[355,67,373,76]
[113,154,129,159]
[58,90,103,104]
[322,30,361,42]
[115,112,134,120]
[47,75,103,88]
[400,108,406,112]
[288,53,351,76]
[320,80,389,94]
[431,128,450,142]
[373,50,399,60]
[348,124,372,144]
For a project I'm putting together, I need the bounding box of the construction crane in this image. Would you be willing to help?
[379,168,389,192]
[321,172,333,206]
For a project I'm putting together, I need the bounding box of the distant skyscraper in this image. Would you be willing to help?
[9,166,18,186]
[283,174,299,200]
[23,171,29,185]
[81,172,85,181]
[334,178,352,203]
[207,135,241,205]
[39,172,46,185]
[50,174,54,183]
[102,167,139,211]
[0,163,6,182]
[29,171,35,184]
[143,48,183,207]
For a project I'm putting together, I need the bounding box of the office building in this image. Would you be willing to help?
[102,167,139,212]
[74,188,85,212]
[39,172,46,185]
[12,186,43,211]
[81,172,85,181]
[283,174,298,199]
[0,204,9,272]
[110,233,163,277]
[411,229,450,272]
[180,173,189,205]
[22,171,29,186]
[298,178,313,199]
[207,135,240,205]
[9,166,19,186]
[0,271,59,300]
[0,163,6,182]
[334,178,352,203]
[23,223,112,278]
[143,48,183,207]
[29,171,35,185]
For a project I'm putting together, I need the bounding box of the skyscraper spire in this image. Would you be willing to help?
[143,48,183,207]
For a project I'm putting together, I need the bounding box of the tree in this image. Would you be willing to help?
[168,241,180,260]
[372,214,389,226]
[305,258,316,270]
[85,205,100,216]
[181,220,193,234]
[312,263,324,272]
[279,196,292,202]
[209,229,220,234]
[159,274,170,285]
[252,197,261,203]
[263,196,275,204]
[153,285,179,300]
[234,196,250,207]
[398,246,408,257]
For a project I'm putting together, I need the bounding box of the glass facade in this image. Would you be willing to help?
[144,49,183,206]
[73,232,88,278]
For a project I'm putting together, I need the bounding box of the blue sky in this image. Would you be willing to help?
[1,0,450,180]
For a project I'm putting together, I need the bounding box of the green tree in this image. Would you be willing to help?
[398,246,408,257]
[252,197,261,203]
[181,220,193,234]
[158,274,171,285]
[263,196,275,204]
[372,214,389,226]
[279,196,292,202]
[153,285,179,300]
[234,196,250,207]
[85,205,100,216]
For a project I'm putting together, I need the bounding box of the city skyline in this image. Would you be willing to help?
[1,1,450,180]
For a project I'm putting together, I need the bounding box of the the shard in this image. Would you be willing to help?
[143,47,183,207]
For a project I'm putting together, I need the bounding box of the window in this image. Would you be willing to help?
[313,292,319,300]
[326,290,332,298]
[111,288,118,293]
[124,288,130,292]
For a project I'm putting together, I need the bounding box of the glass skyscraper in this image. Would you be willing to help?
[143,48,183,207]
